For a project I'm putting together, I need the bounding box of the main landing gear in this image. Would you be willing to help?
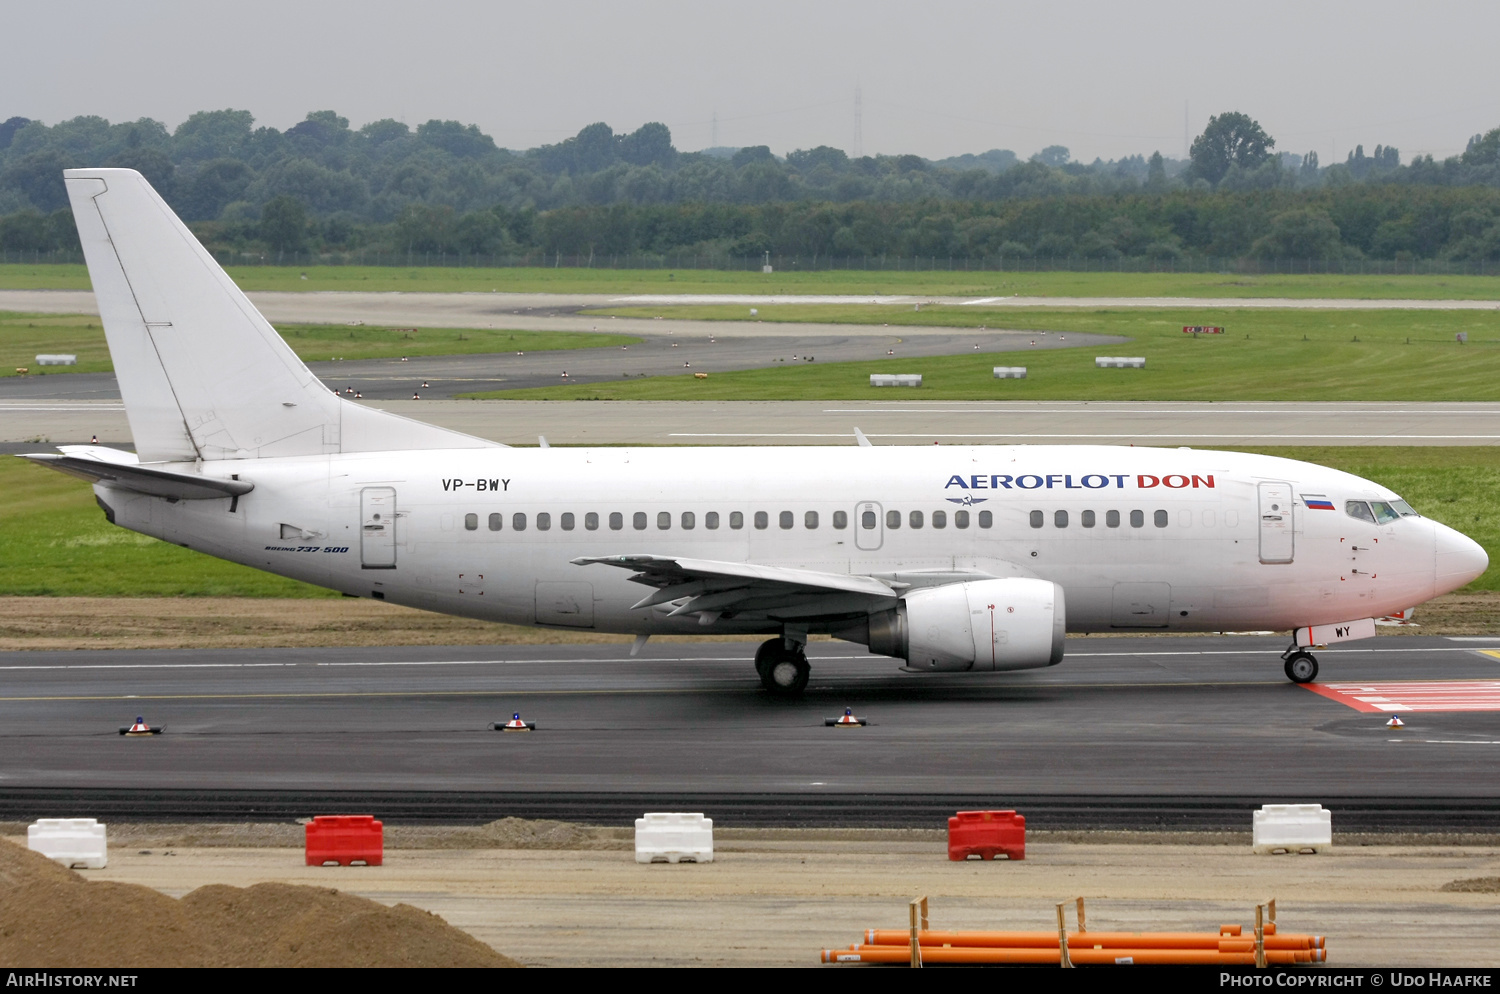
[1281,646,1319,684]
[755,637,810,698]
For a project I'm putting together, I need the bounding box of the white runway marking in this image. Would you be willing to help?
[0,663,293,671]
[669,433,1500,440]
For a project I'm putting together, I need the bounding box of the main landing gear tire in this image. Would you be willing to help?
[755,638,810,698]
[1284,651,1319,684]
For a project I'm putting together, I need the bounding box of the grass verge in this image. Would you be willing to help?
[0,312,638,377]
[4,263,1500,299]
[6,445,1496,597]
[480,305,1500,401]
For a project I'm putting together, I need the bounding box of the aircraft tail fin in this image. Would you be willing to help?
[64,168,498,462]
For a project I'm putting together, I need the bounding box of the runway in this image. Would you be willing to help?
[3,635,1499,828]
[6,399,1499,448]
[0,329,1124,402]
[6,289,1500,327]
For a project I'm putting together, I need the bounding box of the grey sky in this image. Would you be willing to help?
[8,0,1498,163]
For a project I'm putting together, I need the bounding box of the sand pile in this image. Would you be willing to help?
[0,839,520,968]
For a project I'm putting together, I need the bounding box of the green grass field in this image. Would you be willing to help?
[5,446,1496,596]
[0,312,639,377]
[4,263,1500,299]
[477,305,1500,401]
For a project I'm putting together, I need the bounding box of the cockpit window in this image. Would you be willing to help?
[1390,499,1420,518]
[1368,501,1400,525]
[1345,501,1376,524]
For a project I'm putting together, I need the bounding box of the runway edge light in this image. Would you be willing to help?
[825,707,868,727]
[494,712,537,731]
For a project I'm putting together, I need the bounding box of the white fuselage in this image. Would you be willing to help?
[96,443,1478,644]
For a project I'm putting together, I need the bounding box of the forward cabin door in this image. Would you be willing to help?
[361,487,398,569]
[1258,481,1294,564]
[855,501,883,551]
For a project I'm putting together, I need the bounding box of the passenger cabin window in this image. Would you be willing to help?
[1154,510,1168,528]
[1081,510,1095,528]
[1106,510,1120,528]
[1029,510,1044,528]
[682,511,695,530]
[609,512,623,531]
[909,510,923,529]
[536,512,551,531]
[779,511,793,529]
[730,511,744,529]
[861,510,877,530]
[561,512,574,531]
[633,512,647,530]
[805,511,819,529]
[488,513,502,532]
[1056,510,1069,528]
[754,511,768,529]
[1130,510,1144,528]
[657,511,671,530]
[585,512,599,531]
[512,512,527,531]
[886,510,901,529]
[955,510,969,529]
[978,510,993,528]
[932,510,946,529]
[705,511,719,529]
[464,513,478,531]
[833,510,848,529]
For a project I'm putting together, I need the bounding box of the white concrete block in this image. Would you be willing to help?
[993,367,1027,379]
[1252,804,1331,854]
[28,818,108,869]
[635,812,713,863]
[870,374,922,387]
[35,355,77,365]
[1095,357,1146,368]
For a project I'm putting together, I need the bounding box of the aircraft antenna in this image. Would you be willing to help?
[853,85,863,158]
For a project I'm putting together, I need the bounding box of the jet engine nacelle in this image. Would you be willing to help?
[867,577,1065,672]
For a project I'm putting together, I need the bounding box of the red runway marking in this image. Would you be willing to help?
[1302,680,1500,713]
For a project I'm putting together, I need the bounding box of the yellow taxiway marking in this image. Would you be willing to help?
[1479,650,1500,661]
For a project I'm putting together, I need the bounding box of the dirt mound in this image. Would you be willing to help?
[0,839,520,967]
[1441,876,1500,893]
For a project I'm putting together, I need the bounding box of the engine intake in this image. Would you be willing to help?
[866,577,1065,671]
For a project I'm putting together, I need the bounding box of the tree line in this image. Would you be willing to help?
[5,109,1500,261]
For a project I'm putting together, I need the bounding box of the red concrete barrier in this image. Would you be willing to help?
[947,810,1025,861]
[305,814,383,866]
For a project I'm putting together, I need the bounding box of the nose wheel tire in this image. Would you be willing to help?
[1284,651,1319,684]
[755,639,810,698]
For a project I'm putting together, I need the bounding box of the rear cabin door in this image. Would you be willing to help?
[855,501,883,551]
[360,487,398,569]
[1258,481,1295,564]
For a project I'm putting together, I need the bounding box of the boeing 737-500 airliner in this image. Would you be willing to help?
[24,169,1489,696]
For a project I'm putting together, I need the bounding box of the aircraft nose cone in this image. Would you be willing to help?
[1434,522,1488,592]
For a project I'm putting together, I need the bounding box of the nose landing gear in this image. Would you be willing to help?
[755,637,810,698]
[1282,646,1319,684]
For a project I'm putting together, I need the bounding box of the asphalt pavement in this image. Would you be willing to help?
[3,635,1497,810]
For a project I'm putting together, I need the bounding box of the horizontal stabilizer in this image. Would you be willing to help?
[20,450,251,500]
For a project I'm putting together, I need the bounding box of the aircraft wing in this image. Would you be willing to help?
[20,450,253,500]
[571,554,899,620]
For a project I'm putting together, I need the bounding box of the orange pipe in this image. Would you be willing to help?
[865,929,1322,951]
[825,945,1317,966]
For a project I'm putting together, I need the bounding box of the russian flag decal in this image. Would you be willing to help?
[1302,494,1335,510]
